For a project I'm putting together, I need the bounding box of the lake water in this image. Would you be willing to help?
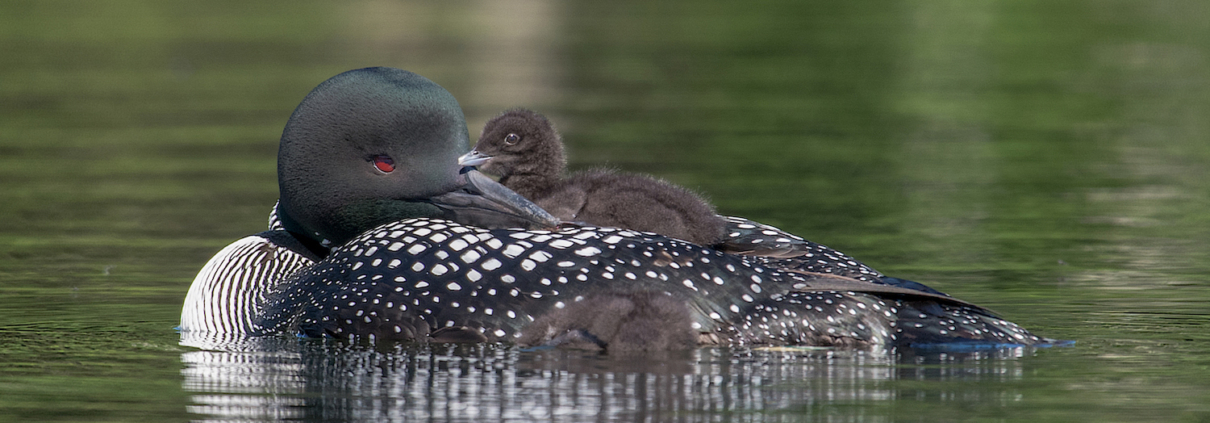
[3,0,1210,421]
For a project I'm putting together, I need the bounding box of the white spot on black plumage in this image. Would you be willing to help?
[460,250,481,263]
[482,258,502,271]
[447,239,468,251]
[503,244,525,258]
[528,251,552,263]
[575,247,601,256]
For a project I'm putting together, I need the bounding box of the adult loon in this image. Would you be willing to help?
[180,67,1052,351]
[458,108,726,246]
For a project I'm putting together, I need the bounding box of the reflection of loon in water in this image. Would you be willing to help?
[179,341,1035,421]
[180,67,1056,352]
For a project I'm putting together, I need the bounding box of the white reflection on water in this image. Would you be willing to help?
[181,333,1035,422]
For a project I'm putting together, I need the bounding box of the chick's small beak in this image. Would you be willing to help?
[457,150,491,167]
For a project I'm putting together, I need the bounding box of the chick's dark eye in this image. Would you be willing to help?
[372,155,395,173]
[504,133,521,145]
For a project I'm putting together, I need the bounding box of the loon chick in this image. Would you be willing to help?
[459,109,726,246]
[518,291,698,353]
[183,67,1054,351]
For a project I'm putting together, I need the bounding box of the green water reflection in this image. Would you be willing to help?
[2,0,1209,421]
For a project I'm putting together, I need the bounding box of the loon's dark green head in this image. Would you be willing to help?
[277,67,558,249]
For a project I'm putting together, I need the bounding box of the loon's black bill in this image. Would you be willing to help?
[457,150,491,167]
[427,168,561,230]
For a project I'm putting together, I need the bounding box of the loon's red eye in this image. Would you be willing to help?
[372,155,395,173]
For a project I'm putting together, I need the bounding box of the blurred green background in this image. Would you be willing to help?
[3,0,1210,421]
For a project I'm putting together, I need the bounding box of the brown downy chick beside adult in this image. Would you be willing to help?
[459,109,726,246]
[517,291,699,353]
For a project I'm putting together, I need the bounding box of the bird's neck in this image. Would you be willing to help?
[500,172,561,200]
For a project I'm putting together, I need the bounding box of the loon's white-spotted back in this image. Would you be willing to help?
[250,217,1046,349]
